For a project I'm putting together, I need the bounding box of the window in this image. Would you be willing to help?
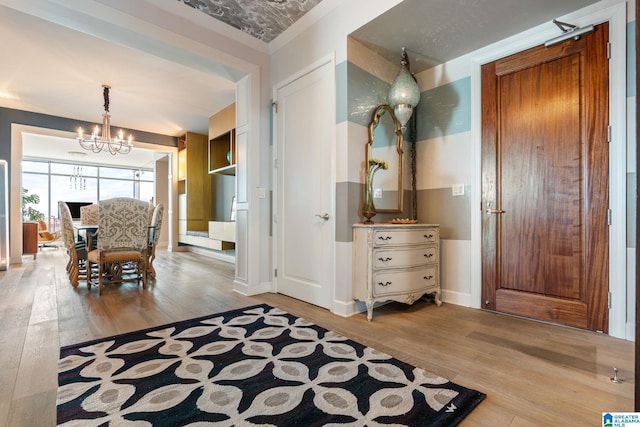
[22,160,155,225]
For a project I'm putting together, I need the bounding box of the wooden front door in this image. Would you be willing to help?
[481,23,610,332]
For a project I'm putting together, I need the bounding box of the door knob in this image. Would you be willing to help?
[315,213,330,220]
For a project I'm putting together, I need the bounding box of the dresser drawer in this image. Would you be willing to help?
[372,265,438,297]
[373,245,438,269]
[373,228,438,246]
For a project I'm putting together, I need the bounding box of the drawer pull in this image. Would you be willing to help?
[424,234,434,239]
[424,275,434,280]
[377,281,392,286]
[424,253,433,259]
[378,236,392,241]
[378,257,392,262]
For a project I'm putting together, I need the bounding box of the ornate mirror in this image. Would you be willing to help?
[364,104,404,219]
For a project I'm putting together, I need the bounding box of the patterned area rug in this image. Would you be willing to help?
[57,304,485,426]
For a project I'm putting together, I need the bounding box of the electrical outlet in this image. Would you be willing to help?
[373,188,383,199]
[452,183,465,196]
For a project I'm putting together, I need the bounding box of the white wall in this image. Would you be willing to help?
[269,0,634,340]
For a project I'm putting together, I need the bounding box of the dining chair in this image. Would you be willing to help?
[59,201,87,288]
[148,203,164,279]
[80,204,98,225]
[147,200,156,224]
[86,197,149,295]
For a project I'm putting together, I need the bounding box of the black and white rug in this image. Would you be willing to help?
[57,304,485,426]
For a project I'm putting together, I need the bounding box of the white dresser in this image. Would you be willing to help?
[352,223,441,321]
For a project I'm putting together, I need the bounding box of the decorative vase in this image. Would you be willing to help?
[362,174,376,224]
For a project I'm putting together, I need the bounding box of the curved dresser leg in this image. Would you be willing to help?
[366,300,374,321]
[434,291,442,306]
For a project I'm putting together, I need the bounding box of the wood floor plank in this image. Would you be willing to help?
[11,320,59,400]
[0,249,634,427]
[6,390,56,427]
[0,369,17,427]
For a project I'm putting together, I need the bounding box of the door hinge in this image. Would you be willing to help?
[608,291,612,309]
[607,125,612,143]
[274,158,278,168]
[606,42,611,60]
[273,214,278,223]
[607,208,612,226]
[272,101,278,113]
[274,269,277,278]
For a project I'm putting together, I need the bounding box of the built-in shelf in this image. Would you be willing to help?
[211,164,236,176]
[209,129,236,175]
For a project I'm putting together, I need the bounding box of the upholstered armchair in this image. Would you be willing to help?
[86,197,149,295]
[148,203,164,279]
[59,202,87,288]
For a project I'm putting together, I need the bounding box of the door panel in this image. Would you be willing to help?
[481,23,609,332]
[275,61,334,309]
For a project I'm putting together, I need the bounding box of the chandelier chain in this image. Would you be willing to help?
[103,86,110,113]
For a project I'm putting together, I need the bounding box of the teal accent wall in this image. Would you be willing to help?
[341,61,473,242]
[346,62,390,127]
[416,77,471,141]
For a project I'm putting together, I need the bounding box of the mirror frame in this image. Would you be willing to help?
[365,104,404,213]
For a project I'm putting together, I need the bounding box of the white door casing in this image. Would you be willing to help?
[273,57,335,309]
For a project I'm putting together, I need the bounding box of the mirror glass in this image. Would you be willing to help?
[366,105,404,213]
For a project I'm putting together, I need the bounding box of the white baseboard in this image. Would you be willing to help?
[331,299,357,317]
[441,289,471,307]
[233,280,271,296]
[184,245,236,264]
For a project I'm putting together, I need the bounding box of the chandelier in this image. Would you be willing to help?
[77,85,133,155]
[388,47,420,132]
[69,166,86,190]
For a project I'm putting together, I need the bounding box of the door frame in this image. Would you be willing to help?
[271,53,337,311]
[469,2,628,338]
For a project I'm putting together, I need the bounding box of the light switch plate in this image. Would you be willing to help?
[257,187,266,199]
[373,188,383,199]
[452,183,465,196]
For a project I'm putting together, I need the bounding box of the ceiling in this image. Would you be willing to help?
[178,0,323,43]
[1,0,599,167]
[350,0,600,72]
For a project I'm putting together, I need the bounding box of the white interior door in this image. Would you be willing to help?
[274,59,334,309]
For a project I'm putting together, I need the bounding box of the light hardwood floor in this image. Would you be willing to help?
[0,248,634,426]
